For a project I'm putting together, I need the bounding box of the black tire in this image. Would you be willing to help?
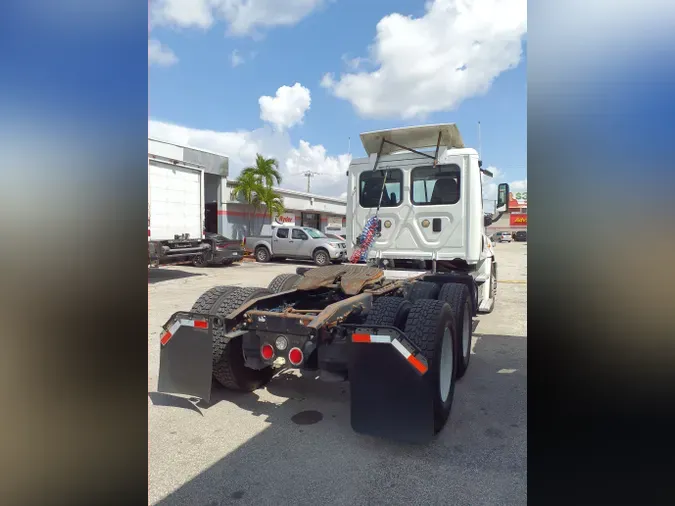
[438,283,473,379]
[404,300,457,434]
[221,259,234,266]
[192,254,208,267]
[190,285,239,313]
[405,281,440,301]
[365,296,411,329]
[268,273,303,293]
[313,248,330,266]
[255,246,271,263]
[212,286,275,391]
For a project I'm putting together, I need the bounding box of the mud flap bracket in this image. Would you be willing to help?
[344,324,434,444]
[157,311,218,403]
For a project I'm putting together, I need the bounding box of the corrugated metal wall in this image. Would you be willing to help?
[219,204,272,239]
[183,147,228,177]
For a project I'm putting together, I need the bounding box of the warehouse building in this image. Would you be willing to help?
[148,138,346,240]
[220,181,347,240]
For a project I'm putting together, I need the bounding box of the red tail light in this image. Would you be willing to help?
[261,344,274,360]
[288,347,303,366]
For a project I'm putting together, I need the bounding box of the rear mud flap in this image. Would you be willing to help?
[157,312,215,403]
[346,326,434,444]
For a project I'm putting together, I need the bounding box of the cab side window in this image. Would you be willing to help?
[276,228,289,238]
[292,229,308,240]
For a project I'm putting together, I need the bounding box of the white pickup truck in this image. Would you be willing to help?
[245,224,348,266]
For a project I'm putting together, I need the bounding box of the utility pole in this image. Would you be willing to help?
[302,171,320,193]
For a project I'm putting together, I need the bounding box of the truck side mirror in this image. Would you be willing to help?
[484,215,493,227]
[496,183,510,213]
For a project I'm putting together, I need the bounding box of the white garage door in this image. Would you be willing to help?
[148,160,202,240]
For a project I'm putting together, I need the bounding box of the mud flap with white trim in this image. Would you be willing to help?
[346,325,434,444]
[157,311,216,403]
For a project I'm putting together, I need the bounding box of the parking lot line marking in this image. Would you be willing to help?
[498,369,518,374]
[499,280,527,284]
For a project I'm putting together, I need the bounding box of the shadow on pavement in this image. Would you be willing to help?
[148,268,205,284]
[150,333,527,506]
[148,392,204,416]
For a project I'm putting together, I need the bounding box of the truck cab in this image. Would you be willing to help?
[346,124,509,311]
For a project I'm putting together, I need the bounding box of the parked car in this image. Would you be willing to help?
[514,230,527,242]
[493,231,513,243]
[245,225,348,266]
[193,232,245,267]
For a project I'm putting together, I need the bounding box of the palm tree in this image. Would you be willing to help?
[242,154,282,188]
[232,171,263,233]
[254,185,285,225]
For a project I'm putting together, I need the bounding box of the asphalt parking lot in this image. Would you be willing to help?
[148,242,527,506]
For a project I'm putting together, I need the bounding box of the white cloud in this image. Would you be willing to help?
[285,141,352,195]
[321,0,527,119]
[148,119,350,197]
[341,54,369,71]
[231,49,244,67]
[480,166,527,212]
[150,0,214,29]
[320,73,335,88]
[150,0,325,36]
[259,83,311,130]
[510,179,527,192]
[148,39,178,67]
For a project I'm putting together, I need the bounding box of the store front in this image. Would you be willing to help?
[219,181,347,240]
[486,190,527,235]
[301,212,321,230]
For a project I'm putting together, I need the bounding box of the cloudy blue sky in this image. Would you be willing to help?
[149,0,527,201]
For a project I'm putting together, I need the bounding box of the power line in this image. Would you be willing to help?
[292,170,321,193]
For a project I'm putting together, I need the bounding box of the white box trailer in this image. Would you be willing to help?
[148,155,208,266]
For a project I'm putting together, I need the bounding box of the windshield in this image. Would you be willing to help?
[303,227,326,239]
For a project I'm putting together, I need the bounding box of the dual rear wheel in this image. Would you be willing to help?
[405,281,473,379]
[365,296,457,434]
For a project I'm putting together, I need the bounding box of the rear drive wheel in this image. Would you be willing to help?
[404,299,457,433]
[313,249,330,266]
[212,287,275,391]
[190,285,239,313]
[438,283,473,379]
[221,259,234,266]
[365,296,411,329]
[255,246,271,263]
[405,281,440,301]
[268,273,303,293]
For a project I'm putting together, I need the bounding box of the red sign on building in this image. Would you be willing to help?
[509,213,527,227]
